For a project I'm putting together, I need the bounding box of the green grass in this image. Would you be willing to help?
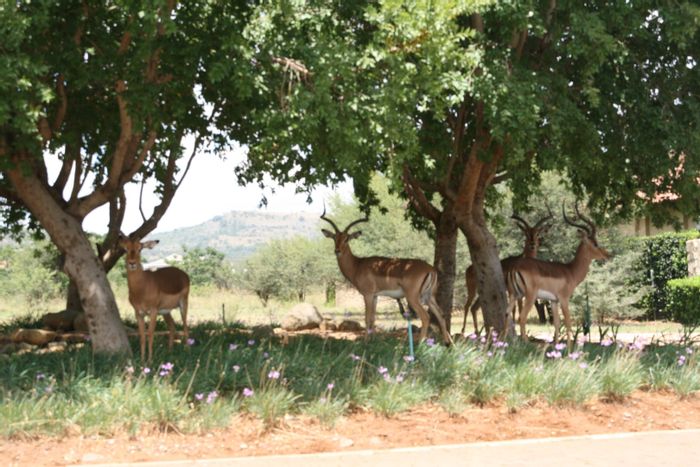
[1,291,700,438]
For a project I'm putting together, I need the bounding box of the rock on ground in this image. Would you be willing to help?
[281,303,324,331]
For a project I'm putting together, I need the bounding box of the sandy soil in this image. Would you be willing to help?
[2,391,699,466]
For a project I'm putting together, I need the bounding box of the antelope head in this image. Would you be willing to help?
[320,207,369,257]
[512,206,554,257]
[562,203,611,261]
[119,233,159,272]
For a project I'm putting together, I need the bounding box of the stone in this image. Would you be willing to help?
[10,328,57,346]
[280,303,324,331]
[687,239,700,277]
[319,319,337,332]
[41,309,80,332]
[337,320,364,332]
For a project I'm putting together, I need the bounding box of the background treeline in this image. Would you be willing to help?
[1,173,698,326]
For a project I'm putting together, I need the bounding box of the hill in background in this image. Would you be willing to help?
[147,211,321,262]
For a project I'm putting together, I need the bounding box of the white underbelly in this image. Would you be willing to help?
[376,289,405,299]
[536,290,558,302]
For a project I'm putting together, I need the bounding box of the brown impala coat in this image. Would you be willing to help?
[120,235,190,361]
[506,206,610,347]
[321,212,452,345]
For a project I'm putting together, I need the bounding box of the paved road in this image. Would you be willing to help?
[84,429,700,467]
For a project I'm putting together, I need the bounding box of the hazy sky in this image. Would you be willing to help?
[46,146,353,235]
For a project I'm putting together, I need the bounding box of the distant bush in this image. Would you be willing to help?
[666,276,700,325]
[631,231,700,320]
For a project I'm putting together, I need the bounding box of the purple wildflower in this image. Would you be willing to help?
[486,351,494,357]
[554,343,567,351]
[195,393,204,401]
[206,391,218,404]
[425,338,436,347]
[383,373,392,382]
[232,365,241,373]
[579,362,589,369]
[247,339,256,346]
[327,382,335,391]
[263,352,269,359]
[678,355,687,366]
[403,355,415,363]
[396,372,406,383]
[36,373,45,381]
[686,347,694,355]
[268,370,281,380]
[350,354,361,361]
[229,343,239,351]
[186,338,196,346]
[468,333,478,340]
[378,366,389,375]
[546,350,562,359]
[125,366,135,375]
[568,351,582,360]
[159,362,174,376]
[242,387,254,397]
[142,367,151,375]
[600,338,613,347]
[493,340,508,349]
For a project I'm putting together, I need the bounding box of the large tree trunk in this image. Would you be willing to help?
[7,165,131,355]
[432,210,458,331]
[459,206,511,337]
[66,279,83,312]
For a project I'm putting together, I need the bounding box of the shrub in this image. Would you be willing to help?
[666,277,700,325]
[632,231,700,319]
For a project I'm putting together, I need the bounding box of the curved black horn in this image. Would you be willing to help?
[344,216,369,233]
[511,214,531,231]
[320,204,341,234]
[533,204,554,229]
[574,202,597,237]
[562,201,591,234]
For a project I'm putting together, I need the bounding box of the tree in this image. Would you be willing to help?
[179,246,234,290]
[236,1,700,335]
[0,2,263,353]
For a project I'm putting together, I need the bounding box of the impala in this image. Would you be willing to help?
[505,204,611,347]
[119,234,190,361]
[461,212,552,335]
[320,209,453,345]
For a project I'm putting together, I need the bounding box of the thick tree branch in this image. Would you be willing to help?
[52,141,78,196]
[402,164,441,223]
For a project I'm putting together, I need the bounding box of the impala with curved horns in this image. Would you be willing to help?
[119,234,190,361]
[505,203,611,347]
[320,209,453,345]
[461,211,553,335]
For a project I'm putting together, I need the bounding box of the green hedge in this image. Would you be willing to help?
[666,276,700,325]
[632,231,700,319]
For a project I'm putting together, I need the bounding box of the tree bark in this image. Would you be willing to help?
[7,162,130,355]
[459,209,511,337]
[66,279,83,312]
[432,210,458,331]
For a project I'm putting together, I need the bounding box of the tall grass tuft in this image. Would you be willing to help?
[597,351,644,401]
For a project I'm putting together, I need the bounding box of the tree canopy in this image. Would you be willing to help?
[235,0,700,334]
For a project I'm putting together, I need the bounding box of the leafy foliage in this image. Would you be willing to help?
[179,247,234,290]
[632,231,700,319]
[666,276,700,325]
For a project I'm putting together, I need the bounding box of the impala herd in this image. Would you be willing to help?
[120,203,609,360]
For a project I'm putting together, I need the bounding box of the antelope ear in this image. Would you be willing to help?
[141,240,159,249]
[321,229,335,239]
[348,231,363,240]
[118,232,129,247]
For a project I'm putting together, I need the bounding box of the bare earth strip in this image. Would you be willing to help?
[2,391,699,466]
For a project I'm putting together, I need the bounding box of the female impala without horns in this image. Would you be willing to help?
[119,234,190,361]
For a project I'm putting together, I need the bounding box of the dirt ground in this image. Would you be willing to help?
[2,391,700,466]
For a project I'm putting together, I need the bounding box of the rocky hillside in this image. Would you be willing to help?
[147,211,320,262]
